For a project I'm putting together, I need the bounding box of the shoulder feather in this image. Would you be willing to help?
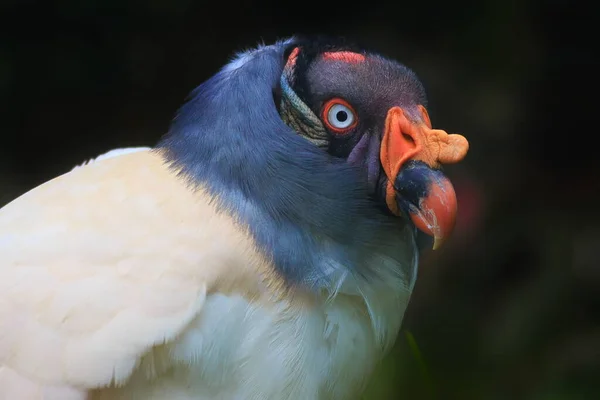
[0,149,281,395]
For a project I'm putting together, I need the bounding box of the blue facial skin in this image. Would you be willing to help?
[156,40,413,289]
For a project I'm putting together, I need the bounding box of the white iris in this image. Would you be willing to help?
[327,103,355,129]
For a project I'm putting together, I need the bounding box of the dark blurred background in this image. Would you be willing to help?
[0,0,597,399]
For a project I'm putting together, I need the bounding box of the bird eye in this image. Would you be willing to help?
[322,98,358,134]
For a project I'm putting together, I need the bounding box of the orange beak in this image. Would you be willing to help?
[380,106,469,249]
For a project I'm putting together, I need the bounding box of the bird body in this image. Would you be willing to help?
[0,37,467,399]
[0,148,411,399]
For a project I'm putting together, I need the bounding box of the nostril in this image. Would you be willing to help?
[403,133,415,145]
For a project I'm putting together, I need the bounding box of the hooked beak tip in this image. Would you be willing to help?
[432,236,445,251]
[405,168,458,250]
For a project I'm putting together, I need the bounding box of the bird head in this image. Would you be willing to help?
[159,37,470,288]
[276,38,469,250]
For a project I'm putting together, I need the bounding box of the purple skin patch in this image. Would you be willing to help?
[347,133,382,193]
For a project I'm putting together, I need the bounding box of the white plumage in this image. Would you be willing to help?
[0,148,414,399]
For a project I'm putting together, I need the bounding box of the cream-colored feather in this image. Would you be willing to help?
[0,148,413,399]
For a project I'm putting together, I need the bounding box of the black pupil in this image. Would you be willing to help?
[336,110,348,122]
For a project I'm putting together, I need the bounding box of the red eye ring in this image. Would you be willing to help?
[322,98,358,135]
